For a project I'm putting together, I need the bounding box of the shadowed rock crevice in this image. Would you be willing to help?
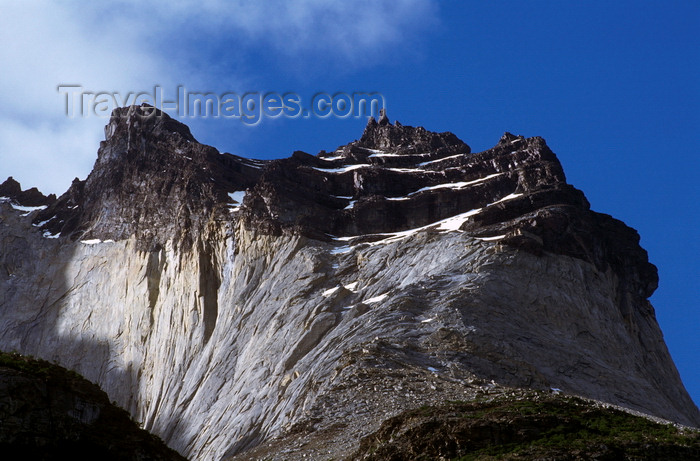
[146,248,165,311]
[198,238,221,345]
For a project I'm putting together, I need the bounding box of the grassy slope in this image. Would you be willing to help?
[0,351,186,460]
[352,391,700,460]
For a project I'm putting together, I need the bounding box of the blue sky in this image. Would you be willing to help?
[1,1,698,406]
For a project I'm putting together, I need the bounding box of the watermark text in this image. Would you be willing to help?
[57,85,385,125]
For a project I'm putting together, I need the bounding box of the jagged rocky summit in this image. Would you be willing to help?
[0,104,697,460]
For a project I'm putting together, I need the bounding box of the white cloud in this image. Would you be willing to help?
[0,2,166,118]
[0,0,438,195]
[0,1,174,194]
[210,0,438,59]
[0,119,103,195]
[97,0,437,59]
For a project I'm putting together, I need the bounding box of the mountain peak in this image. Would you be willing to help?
[1,110,697,460]
[357,111,469,153]
[0,176,55,207]
[32,105,264,249]
[103,104,196,144]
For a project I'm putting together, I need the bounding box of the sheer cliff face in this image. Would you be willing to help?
[0,105,697,460]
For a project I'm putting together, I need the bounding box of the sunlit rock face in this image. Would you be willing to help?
[0,105,697,460]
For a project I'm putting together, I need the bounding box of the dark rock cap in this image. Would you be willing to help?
[24,105,658,302]
[357,110,469,153]
[0,176,56,207]
[32,105,264,250]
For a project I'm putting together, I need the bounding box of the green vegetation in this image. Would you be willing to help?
[0,351,82,380]
[353,391,700,460]
[0,351,186,460]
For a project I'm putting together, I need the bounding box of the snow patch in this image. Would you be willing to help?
[10,203,47,214]
[490,192,523,204]
[364,293,388,304]
[477,235,506,241]
[330,245,352,255]
[80,239,114,245]
[386,167,430,173]
[42,231,60,239]
[367,152,399,158]
[312,164,368,174]
[33,217,56,227]
[436,208,483,232]
[384,173,503,201]
[417,153,466,166]
[327,187,524,251]
[334,236,355,242]
[322,287,340,297]
[344,282,359,292]
[413,173,502,194]
[330,206,484,249]
[319,155,345,161]
[241,159,264,169]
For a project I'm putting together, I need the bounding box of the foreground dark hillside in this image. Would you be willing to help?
[0,352,185,460]
[352,392,700,461]
[233,389,700,460]
[2,349,695,461]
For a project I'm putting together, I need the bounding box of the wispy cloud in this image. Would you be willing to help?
[97,0,438,60]
[0,1,171,194]
[0,0,438,195]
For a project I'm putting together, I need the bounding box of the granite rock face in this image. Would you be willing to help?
[0,105,697,460]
